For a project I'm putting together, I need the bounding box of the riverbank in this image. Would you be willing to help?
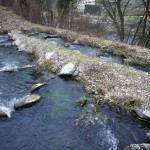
[0,5,150,66]
[1,5,150,120]
[9,30,150,119]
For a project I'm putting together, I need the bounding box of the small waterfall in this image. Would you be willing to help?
[0,95,32,118]
[0,102,14,118]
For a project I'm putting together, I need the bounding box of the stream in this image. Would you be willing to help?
[0,34,149,150]
[31,32,150,73]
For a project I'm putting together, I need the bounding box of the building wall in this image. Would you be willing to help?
[77,0,95,12]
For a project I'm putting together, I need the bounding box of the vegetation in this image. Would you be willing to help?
[77,95,87,107]
[93,104,100,113]
[0,0,149,48]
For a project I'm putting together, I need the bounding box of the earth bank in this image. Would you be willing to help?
[9,30,150,121]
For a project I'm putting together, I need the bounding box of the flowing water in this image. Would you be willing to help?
[0,34,149,150]
[32,32,150,73]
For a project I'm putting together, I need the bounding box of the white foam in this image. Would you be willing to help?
[0,103,14,118]
[96,121,119,150]
[0,95,30,118]
[12,95,30,106]
[0,61,19,72]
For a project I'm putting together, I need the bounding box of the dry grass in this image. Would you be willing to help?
[1,5,150,111]
[0,5,150,65]
[11,30,150,111]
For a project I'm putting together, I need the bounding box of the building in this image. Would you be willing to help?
[77,0,95,12]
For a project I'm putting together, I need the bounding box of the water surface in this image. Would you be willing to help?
[32,32,150,73]
[0,34,149,150]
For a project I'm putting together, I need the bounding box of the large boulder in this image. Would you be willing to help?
[124,144,150,150]
[133,109,150,122]
[59,62,76,76]
[14,94,41,108]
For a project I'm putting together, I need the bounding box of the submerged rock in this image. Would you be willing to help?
[134,109,150,122]
[14,94,41,108]
[59,62,76,76]
[31,82,47,93]
[124,144,150,150]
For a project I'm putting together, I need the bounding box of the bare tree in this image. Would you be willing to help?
[101,0,131,42]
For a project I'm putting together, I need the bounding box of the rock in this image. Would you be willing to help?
[0,111,7,117]
[47,41,58,46]
[0,105,13,118]
[64,42,70,47]
[124,144,150,150]
[44,35,57,39]
[96,52,101,57]
[28,32,39,37]
[19,44,26,50]
[14,94,41,108]
[31,82,47,93]
[45,52,55,60]
[19,64,36,70]
[59,62,76,76]
[74,50,81,54]
[146,131,150,141]
[0,67,15,73]
[33,33,57,39]
[13,38,21,46]
[73,40,79,45]
[133,109,150,122]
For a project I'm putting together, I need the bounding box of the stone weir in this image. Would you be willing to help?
[9,30,150,122]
